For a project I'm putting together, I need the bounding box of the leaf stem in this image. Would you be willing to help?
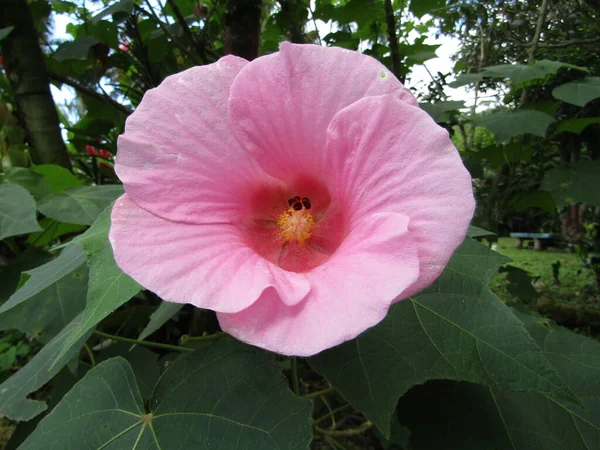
[83,343,96,366]
[302,386,334,399]
[314,421,372,437]
[94,330,194,353]
[324,435,346,450]
[314,404,353,425]
[291,356,300,395]
[180,332,225,343]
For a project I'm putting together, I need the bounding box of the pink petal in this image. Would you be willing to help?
[109,195,311,312]
[218,212,420,356]
[324,94,475,299]
[228,42,417,179]
[115,55,267,224]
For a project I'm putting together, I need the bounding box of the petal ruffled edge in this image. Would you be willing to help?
[115,55,267,225]
[228,42,417,181]
[218,212,420,356]
[109,195,311,313]
[323,94,475,300]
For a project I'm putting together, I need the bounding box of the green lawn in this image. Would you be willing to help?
[491,237,599,308]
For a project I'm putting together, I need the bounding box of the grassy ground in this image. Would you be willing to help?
[490,237,599,307]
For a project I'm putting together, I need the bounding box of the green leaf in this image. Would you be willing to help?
[88,20,119,49]
[448,73,484,88]
[399,312,600,449]
[0,265,87,342]
[51,206,140,367]
[542,160,600,208]
[467,225,495,238]
[511,190,556,213]
[0,184,42,240]
[482,60,588,84]
[419,100,465,123]
[555,117,600,134]
[26,218,86,247]
[329,0,385,26]
[409,0,444,17]
[96,343,160,400]
[474,143,534,169]
[91,0,134,23]
[53,244,141,368]
[3,167,53,200]
[552,77,600,107]
[309,239,578,436]
[31,164,83,192]
[52,35,99,61]
[67,204,112,256]
[499,267,539,303]
[22,339,313,449]
[0,26,14,41]
[474,110,554,142]
[0,314,93,421]
[0,245,87,342]
[138,301,183,342]
[449,61,588,88]
[0,250,52,302]
[0,245,86,315]
[37,185,123,225]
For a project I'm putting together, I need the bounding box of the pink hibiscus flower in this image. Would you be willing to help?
[109,43,475,356]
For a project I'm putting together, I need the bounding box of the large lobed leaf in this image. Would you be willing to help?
[37,185,123,225]
[137,301,183,342]
[450,60,588,88]
[552,77,600,107]
[474,110,554,142]
[398,310,600,449]
[309,239,577,436]
[52,207,141,367]
[0,314,93,421]
[0,254,88,343]
[0,183,42,240]
[542,160,600,208]
[20,338,313,450]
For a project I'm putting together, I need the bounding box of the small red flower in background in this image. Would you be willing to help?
[0,56,5,70]
[86,145,113,169]
[119,43,130,52]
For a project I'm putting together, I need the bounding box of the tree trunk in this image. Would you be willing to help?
[384,0,403,82]
[280,0,305,44]
[225,0,262,61]
[0,0,72,169]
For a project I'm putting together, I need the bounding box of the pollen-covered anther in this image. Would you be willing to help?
[277,207,315,243]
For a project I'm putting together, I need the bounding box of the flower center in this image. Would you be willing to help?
[277,196,315,242]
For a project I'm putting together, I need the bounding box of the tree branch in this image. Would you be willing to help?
[279,0,305,43]
[521,0,549,104]
[384,0,403,82]
[165,0,207,63]
[139,1,203,66]
[521,36,600,48]
[49,73,133,115]
[527,0,549,63]
[225,0,262,61]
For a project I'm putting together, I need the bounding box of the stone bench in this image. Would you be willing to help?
[510,233,562,251]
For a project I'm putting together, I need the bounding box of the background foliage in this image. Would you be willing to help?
[1,0,600,448]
